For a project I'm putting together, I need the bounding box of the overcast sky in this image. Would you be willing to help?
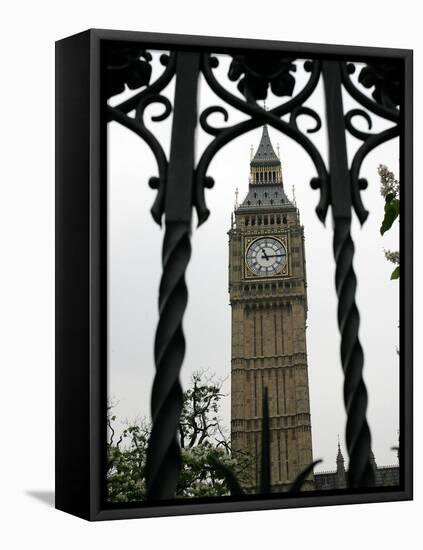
[107,52,400,473]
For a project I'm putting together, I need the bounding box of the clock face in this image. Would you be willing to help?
[246,237,287,277]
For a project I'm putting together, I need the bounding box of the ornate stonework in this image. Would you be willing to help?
[229,126,314,492]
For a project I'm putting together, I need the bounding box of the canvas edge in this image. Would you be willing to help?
[55,29,413,522]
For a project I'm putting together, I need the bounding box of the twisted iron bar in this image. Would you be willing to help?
[337,67,399,486]
[333,217,375,488]
[322,58,401,490]
[145,50,201,500]
[146,221,191,499]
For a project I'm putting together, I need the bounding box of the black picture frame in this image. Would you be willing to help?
[55,28,413,521]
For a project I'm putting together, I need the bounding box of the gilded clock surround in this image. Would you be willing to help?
[244,235,289,279]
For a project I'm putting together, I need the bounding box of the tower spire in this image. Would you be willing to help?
[249,126,283,186]
[250,126,280,167]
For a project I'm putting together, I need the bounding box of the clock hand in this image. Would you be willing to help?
[265,253,286,258]
[261,249,269,260]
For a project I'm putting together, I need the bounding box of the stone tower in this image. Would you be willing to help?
[228,126,314,493]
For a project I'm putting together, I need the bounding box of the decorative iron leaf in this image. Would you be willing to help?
[228,54,296,100]
[358,62,402,109]
[105,46,152,99]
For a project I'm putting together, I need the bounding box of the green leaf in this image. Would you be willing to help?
[390,266,400,280]
[380,199,400,235]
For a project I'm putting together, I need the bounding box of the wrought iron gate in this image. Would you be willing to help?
[105,41,405,500]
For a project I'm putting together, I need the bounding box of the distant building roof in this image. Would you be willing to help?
[314,465,400,491]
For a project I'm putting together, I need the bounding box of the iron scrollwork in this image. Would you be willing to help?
[105,46,402,497]
[341,62,400,224]
[335,61,400,487]
[195,55,329,225]
[106,49,177,224]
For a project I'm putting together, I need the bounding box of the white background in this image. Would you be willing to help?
[0,1,420,548]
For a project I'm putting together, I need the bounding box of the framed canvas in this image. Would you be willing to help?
[55,29,413,521]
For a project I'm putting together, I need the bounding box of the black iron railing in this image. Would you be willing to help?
[105,44,402,499]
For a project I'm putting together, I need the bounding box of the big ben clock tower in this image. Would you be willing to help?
[229,126,314,493]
